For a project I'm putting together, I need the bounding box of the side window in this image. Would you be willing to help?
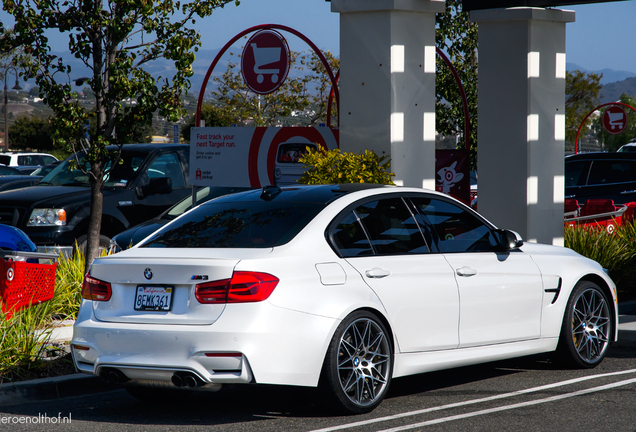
[42,155,57,165]
[18,155,32,166]
[565,160,590,187]
[146,153,186,188]
[355,198,429,255]
[331,211,374,258]
[588,160,636,186]
[411,197,498,253]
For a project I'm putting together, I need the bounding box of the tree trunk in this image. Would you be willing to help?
[85,161,104,273]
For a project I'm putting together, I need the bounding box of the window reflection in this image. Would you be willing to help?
[411,198,497,253]
[142,202,323,248]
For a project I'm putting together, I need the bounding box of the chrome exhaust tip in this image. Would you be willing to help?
[171,373,184,387]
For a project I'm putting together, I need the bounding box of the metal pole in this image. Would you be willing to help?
[3,76,7,151]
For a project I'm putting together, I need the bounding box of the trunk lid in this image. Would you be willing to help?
[88,248,272,325]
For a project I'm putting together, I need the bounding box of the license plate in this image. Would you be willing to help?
[134,286,173,311]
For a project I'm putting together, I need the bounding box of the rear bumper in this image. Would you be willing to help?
[72,300,338,388]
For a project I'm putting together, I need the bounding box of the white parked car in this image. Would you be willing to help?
[0,152,58,174]
[72,184,618,413]
[273,139,318,186]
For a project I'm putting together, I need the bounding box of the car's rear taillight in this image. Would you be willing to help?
[81,273,112,301]
[195,271,279,304]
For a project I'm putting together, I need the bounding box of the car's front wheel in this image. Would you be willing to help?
[320,311,393,414]
[557,280,612,368]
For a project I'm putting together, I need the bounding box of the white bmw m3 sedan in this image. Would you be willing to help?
[72,184,618,413]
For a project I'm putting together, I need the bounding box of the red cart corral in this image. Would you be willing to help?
[564,199,636,234]
[0,251,58,319]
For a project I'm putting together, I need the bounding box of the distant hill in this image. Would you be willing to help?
[567,62,636,85]
[21,55,636,102]
[600,77,636,102]
[23,49,229,96]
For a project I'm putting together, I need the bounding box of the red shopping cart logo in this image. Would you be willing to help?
[602,106,628,135]
[241,30,290,95]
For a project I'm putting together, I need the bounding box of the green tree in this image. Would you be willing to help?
[211,49,339,127]
[1,0,238,270]
[436,0,478,167]
[594,93,636,152]
[181,102,240,142]
[299,50,339,126]
[8,116,54,151]
[566,70,603,150]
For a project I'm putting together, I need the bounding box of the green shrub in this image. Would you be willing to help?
[298,147,395,185]
[564,221,636,302]
[49,250,85,320]
[0,301,54,381]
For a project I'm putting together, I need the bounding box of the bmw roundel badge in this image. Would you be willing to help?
[144,268,153,280]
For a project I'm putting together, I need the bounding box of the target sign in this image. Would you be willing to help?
[602,106,628,135]
[241,30,290,95]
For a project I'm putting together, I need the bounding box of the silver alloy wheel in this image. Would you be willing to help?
[570,287,611,363]
[337,317,391,407]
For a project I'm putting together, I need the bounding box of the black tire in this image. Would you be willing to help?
[320,311,393,414]
[125,385,193,402]
[557,280,612,368]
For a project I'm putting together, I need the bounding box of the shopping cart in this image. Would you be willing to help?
[564,199,636,234]
[1,250,58,319]
[251,43,281,84]
[608,111,625,131]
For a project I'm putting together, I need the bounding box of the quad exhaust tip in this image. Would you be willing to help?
[99,368,130,384]
[172,372,204,388]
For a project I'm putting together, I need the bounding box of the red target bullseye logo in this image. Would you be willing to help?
[7,267,14,282]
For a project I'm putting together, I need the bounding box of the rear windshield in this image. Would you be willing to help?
[140,201,325,248]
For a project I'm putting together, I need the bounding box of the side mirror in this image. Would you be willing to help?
[140,177,173,198]
[497,229,523,251]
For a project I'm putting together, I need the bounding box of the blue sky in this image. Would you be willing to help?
[1,0,635,75]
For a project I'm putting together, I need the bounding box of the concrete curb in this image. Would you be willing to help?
[0,374,118,407]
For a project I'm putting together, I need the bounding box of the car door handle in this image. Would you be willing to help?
[456,266,478,277]
[365,268,391,279]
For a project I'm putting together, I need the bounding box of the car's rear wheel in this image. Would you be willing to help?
[557,281,612,368]
[321,311,393,414]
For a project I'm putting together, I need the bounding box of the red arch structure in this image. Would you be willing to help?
[575,102,636,154]
[195,24,339,128]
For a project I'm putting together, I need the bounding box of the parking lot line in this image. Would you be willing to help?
[377,377,636,431]
[310,368,636,432]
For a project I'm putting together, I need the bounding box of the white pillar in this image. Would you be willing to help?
[332,0,445,188]
[471,7,574,245]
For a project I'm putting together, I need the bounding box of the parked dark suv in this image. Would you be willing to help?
[0,143,191,255]
[565,152,636,205]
